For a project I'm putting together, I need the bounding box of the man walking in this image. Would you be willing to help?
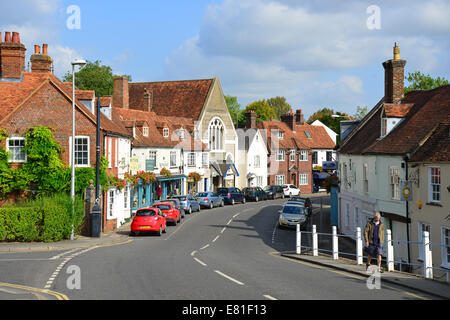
[364,212,384,273]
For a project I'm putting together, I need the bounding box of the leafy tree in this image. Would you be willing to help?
[404,71,449,94]
[267,96,292,119]
[225,95,245,128]
[245,100,277,124]
[353,106,368,120]
[63,60,131,97]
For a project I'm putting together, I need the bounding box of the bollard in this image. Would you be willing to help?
[296,223,301,254]
[423,231,433,279]
[387,229,394,271]
[312,225,318,256]
[332,226,338,260]
[91,201,101,238]
[356,227,363,265]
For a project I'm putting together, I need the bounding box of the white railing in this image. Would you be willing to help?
[295,225,450,283]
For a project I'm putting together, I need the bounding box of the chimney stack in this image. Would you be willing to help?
[281,109,296,131]
[245,110,256,129]
[0,31,26,79]
[295,109,305,125]
[113,76,129,109]
[143,88,152,111]
[382,42,406,104]
[30,43,52,73]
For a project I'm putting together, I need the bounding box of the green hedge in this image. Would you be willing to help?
[0,194,84,242]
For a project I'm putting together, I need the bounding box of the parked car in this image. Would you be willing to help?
[242,187,268,202]
[287,196,313,216]
[278,204,308,230]
[165,198,185,218]
[264,185,285,200]
[282,184,301,197]
[130,207,167,236]
[172,195,201,214]
[196,192,224,209]
[152,202,181,226]
[217,187,246,205]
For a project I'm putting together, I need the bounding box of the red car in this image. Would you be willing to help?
[152,202,181,226]
[130,208,167,236]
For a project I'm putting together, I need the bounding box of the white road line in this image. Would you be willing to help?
[214,270,245,286]
[264,295,278,300]
[227,219,232,225]
[221,227,227,234]
[272,220,279,244]
[200,244,210,250]
[194,258,207,267]
[190,250,198,257]
[212,236,220,243]
[233,213,240,218]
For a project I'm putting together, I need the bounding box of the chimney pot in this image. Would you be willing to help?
[12,32,20,43]
[34,45,41,54]
[4,32,11,42]
[43,44,48,55]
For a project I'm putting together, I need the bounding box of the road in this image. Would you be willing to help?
[0,197,436,300]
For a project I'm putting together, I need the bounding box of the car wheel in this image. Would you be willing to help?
[188,206,192,214]
[282,194,285,199]
[162,225,167,233]
[157,226,162,236]
[242,197,246,204]
[231,199,235,205]
[210,202,214,209]
[173,219,177,226]
[289,192,292,198]
[198,205,201,212]
[255,196,259,202]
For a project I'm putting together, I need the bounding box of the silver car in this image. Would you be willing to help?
[196,192,224,209]
[172,195,200,214]
[278,204,308,229]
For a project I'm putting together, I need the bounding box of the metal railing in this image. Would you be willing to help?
[295,225,450,283]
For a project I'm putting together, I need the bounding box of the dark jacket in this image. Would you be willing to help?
[364,219,384,245]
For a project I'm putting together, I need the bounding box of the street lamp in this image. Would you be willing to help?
[70,59,87,240]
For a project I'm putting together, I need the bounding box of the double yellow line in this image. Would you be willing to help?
[0,282,69,300]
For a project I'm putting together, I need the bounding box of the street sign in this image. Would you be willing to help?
[322,161,337,171]
[129,157,139,171]
[400,180,413,201]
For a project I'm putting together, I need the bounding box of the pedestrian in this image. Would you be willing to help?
[364,211,385,273]
[156,184,162,200]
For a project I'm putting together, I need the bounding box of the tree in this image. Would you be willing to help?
[267,96,292,119]
[307,108,353,145]
[245,100,277,124]
[404,71,449,94]
[224,95,245,128]
[63,60,131,97]
[353,106,368,120]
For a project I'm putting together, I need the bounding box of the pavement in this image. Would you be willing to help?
[0,223,131,253]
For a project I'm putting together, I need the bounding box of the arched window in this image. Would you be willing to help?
[209,118,224,151]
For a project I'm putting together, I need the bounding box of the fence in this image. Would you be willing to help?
[295,224,450,283]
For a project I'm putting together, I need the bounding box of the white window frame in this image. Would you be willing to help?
[187,152,196,167]
[107,137,112,168]
[149,150,157,162]
[256,176,263,187]
[363,164,369,194]
[278,131,284,139]
[441,227,450,268]
[143,127,149,137]
[300,150,308,161]
[275,175,285,185]
[6,137,26,163]
[418,222,431,261]
[108,189,115,218]
[115,138,119,168]
[390,166,400,200]
[299,173,308,186]
[170,151,177,168]
[70,136,90,168]
[202,153,208,167]
[276,149,285,161]
[163,128,169,138]
[290,149,295,162]
[428,167,441,203]
[254,155,261,168]
[208,117,225,151]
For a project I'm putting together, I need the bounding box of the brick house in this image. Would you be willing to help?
[256,109,333,194]
[0,32,132,232]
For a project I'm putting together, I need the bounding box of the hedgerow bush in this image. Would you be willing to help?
[0,193,84,242]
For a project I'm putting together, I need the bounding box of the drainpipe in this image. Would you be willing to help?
[404,154,411,266]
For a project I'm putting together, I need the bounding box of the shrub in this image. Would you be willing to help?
[0,207,42,242]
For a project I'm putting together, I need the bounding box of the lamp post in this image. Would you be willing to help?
[70,59,87,240]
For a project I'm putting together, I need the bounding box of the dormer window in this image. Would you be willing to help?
[143,127,149,137]
[179,129,185,140]
[163,128,169,138]
[278,131,284,139]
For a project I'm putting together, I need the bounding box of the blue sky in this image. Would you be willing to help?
[1,0,449,119]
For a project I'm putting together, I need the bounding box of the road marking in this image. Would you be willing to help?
[200,244,210,250]
[212,236,220,243]
[194,258,208,267]
[269,252,430,300]
[50,248,80,260]
[233,213,240,218]
[214,270,245,286]
[190,250,198,257]
[227,219,232,225]
[0,282,68,300]
[220,227,227,234]
[271,220,279,244]
[263,294,278,300]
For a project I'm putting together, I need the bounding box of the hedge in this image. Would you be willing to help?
[0,194,84,242]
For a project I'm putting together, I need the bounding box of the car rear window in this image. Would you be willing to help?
[174,196,187,201]
[283,206,305,215]
[217,188,228,194]
[197,193,209,197]
[153,204,171,211]
[136,209,157,217]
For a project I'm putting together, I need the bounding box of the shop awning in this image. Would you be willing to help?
[210,160,239,178]
[156,174,187,182]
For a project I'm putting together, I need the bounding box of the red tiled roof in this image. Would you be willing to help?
[384,103,413,117]
[339,85,450,155]
[257,120,309,150]
[294,124,336,149]
[410,114,450,162]
[76,90,95,101]
[127,79,213,120]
